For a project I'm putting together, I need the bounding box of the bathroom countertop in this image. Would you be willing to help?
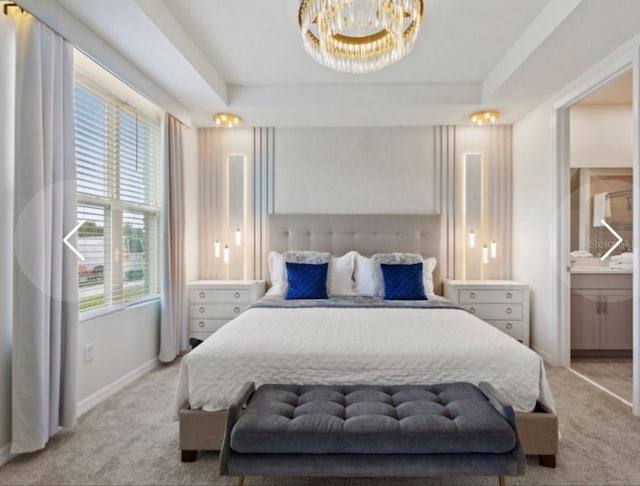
[571,266,632,274]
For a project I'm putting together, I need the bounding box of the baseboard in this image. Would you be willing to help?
[532,346,554,365]
[77,358,159,416]
[0,443,15,468]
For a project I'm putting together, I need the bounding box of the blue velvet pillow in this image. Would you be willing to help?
[285,262,329,299]
[380,262,427,300]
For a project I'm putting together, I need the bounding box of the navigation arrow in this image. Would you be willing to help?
[63,220,85,261]
[600,219,623,261]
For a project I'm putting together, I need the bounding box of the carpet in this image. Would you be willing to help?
[1,359,639,485]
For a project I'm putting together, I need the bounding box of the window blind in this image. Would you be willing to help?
[74,56,161,313]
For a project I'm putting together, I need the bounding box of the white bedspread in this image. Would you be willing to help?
[175,307,555,415]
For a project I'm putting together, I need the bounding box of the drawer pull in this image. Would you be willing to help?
[468,307,476,314]
[199,292,205,299]
[506,308,512,315]
[469,292,476,299]
[234,306,241,314]
[234,292,241,299]
[506,292,512,299]
[506,322,513,330]
[199,307,205,313]
[198,321,205,328]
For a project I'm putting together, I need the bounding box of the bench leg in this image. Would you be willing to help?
[236,476,244,486]
[539,454,556,468]
[181,450,197,462]
[498,476,506,486]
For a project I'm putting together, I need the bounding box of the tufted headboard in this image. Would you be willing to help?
[268,214,443,293]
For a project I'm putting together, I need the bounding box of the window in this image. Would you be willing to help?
[74,52,161,313]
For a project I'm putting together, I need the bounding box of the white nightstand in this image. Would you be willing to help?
[187,280,266,341]
[443,280,530,346]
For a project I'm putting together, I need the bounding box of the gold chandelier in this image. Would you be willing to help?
[299,0,424,74]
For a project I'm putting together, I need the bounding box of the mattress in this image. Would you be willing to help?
[175,300,555,416]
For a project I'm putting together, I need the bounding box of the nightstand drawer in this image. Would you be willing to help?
[459,289,523,304]
[486,319,523,338]
[189,319,229,333]
[190,304,247,318]
[461,303,523,320]
[189,289,251,303]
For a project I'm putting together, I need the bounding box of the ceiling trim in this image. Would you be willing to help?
[133,0,228,105]
[229,83,481,107]
[16,0,192,126]
[482,0,583,102]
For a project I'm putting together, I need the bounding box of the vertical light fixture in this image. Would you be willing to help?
[223,245,230,264]
[235,227,242,246]
[490,240,497,259]
[482,245,489,264]
[214,240,221,258]
[469,230,476,248]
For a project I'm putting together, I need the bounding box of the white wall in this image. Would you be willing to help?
[570,105,632,167]
[512,103,557,363]
[274,127,435,214]
[183,127,199,282]
[77,301,160,410]
[0,14,15,464]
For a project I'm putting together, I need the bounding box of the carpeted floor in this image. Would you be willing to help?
[1,359,639,486]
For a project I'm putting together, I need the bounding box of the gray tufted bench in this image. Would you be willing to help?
[220,382,526,485]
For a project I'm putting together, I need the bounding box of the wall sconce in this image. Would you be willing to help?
[235,227,242,246]
[214,240,221,258]
[490,240,497,259]
[223,245,230,264]
[469,230,476,248]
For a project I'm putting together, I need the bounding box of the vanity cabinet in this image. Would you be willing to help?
[570,274,632,354]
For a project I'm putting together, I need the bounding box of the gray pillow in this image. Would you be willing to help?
[372,253,423,297]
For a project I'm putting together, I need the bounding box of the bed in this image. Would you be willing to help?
[176,214,558,466]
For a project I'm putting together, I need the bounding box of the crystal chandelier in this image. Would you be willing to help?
[299,0,424,74]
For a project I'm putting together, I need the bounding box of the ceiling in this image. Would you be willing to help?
[19,0,640,127]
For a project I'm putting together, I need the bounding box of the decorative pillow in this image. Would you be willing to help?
[330,251,356,296]
[354,253,376,296]
[380,263,427,300]
[266,251,285,296]
[422,257,437,295]
[372,253,423,296]
[285,262,329,299]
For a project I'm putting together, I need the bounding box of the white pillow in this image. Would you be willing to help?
[422,257,437,295]
[354,253,376,296]
[330,252,356,296]
[266,251,284,296]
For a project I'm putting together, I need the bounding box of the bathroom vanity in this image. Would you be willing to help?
[570,271,632,357]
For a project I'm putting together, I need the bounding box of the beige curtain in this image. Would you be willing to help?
[11,15,78,453]
[159,114,188,362]
[435,125,513,281]
[198,127,274,280]
[433,126,457,281]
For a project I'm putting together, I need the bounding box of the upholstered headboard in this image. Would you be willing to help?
[268,214,443,293]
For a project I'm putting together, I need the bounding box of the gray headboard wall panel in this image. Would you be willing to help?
[268,214,443,293]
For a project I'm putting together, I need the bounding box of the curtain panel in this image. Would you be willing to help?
[11,15,78,453]
[159,114,188,362]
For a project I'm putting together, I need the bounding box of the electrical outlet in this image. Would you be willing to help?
[84,343,94,363]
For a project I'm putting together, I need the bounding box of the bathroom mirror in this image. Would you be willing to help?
[570,167,633,257]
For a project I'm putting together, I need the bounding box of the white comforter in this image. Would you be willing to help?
[175,307,555,415]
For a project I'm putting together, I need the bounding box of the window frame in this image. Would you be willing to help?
[74,68,162,319]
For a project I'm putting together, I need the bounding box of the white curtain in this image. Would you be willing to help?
[159,114,188,362]
[11,15,78,453]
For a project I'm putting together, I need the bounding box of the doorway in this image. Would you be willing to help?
[563,69,635,406]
